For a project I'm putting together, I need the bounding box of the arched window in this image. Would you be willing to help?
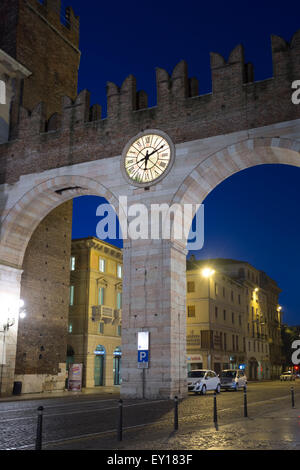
[113,346,122,385]
[95,344,106,355]
[0,80,6,105]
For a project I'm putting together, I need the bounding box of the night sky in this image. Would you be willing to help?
[69,0,300,325]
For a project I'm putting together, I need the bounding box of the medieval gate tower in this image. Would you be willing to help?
[0,0,300,398]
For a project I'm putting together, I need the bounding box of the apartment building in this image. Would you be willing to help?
[187,258,283,380]
[68,237,123,388]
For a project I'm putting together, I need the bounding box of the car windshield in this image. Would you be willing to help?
[221,371,236,378]
[188,371,206,378]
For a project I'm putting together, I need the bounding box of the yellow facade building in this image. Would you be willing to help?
[67,237,123,388]
[186,260,247,375]
[187,258,283,380]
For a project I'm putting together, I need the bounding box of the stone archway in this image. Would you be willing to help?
[0,174,124,395]
[1,135,300,398]
[0,174,122,269]
[172,137,300,209]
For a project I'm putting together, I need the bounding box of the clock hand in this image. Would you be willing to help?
[147,145,165,158]
[144,151,149,170]
[135,151,149,165]
[127,146,164,171]
[126,154,147,170]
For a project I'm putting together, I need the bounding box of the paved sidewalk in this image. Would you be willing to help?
[0,387,120,403]
[46,402,300,450]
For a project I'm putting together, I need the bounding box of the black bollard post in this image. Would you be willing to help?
[244,385,248,418]
[213,391,218,430]
[117,399,123,441]
[35,406,44,450]
[174,396,179,431]
[291,387,295,409]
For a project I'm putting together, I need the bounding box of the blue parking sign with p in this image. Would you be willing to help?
[138,350,149,368]
[138,350,148,362]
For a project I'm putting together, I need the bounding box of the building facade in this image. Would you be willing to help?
[187,258,283,380]
[68,237,123,388]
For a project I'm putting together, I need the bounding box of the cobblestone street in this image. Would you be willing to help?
[1,381,299,451]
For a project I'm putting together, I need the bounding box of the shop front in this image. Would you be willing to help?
[187,355,203,372]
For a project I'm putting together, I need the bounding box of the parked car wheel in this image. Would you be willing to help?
[216,384,221,394]
[201,385,206,395]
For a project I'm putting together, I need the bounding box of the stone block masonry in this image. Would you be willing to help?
[14,201,73,393]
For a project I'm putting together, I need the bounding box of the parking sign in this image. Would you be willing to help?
[138,350,149,368]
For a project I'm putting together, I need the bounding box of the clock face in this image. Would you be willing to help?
[123,132,173,186]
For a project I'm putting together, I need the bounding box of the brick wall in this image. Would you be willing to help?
[15,200,73,376]
[1,31,300,184]
[0,0,80,119]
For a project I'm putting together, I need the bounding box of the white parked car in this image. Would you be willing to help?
[280,371,296,381]
[220,369,247,391]
[187,369,221,395]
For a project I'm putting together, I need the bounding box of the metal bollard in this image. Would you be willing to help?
[291,387,295,409]
[213,391,218,430]
[117,399,123,441]
[35,406,44,450]
[244,385,248,418]
[174,396,179,431]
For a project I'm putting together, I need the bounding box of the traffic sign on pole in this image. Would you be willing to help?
[138,350,149,368]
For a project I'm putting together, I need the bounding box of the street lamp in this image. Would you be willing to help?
[0,296,26,395]
[202,267,215,278]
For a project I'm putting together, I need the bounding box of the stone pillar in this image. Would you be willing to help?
[0,263,23,396]
[121,239,187,399]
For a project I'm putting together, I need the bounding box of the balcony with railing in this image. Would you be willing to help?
[91,305,121,324]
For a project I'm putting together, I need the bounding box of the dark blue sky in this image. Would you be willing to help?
[70,0,300,325]
[66,0,300,112]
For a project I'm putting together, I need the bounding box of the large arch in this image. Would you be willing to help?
[0,173,126,396]
[172,137,300,211]
[0,174,123,269]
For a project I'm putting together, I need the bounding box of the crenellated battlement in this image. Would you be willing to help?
[15,30,300,133]
[2,30,300,183]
